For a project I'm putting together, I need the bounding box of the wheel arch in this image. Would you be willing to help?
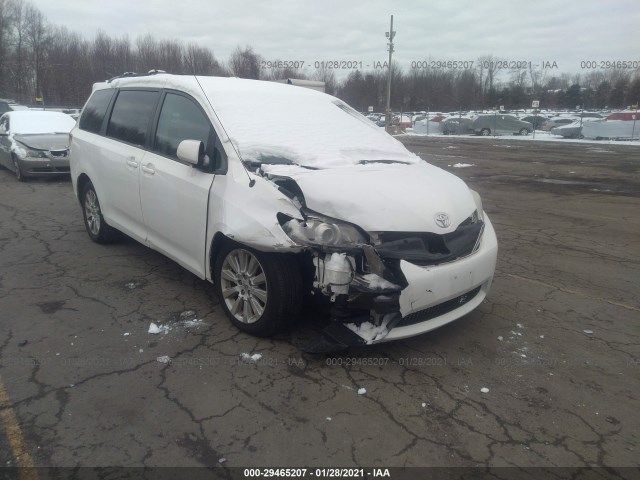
[76,173,92,205]
[208,231,232,283]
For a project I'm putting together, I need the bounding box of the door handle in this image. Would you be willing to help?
[126,157,138,168]
[141,164,155,175]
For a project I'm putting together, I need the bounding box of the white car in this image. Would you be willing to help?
[0,111,76,181]
[582,112,640,139]
[70,73,497,349]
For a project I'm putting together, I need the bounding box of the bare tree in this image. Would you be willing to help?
[228,46,261,79]
[184,42,225,75]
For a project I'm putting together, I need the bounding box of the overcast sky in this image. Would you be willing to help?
[29,0,640,79]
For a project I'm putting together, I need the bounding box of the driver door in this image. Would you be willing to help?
[139,91,222,278]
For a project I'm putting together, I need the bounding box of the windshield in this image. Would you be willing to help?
[196,76,419,169]
[9,111,76,135]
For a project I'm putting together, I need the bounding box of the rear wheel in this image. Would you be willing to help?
[214,242,302,337]
[519,128,529,136]
[481,128,491,136]
[81,182,119,244]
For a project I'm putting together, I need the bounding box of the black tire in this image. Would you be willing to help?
[214,241,302,337]
[519,128,530,136]
[481,128,491,136]
[81,181,119,244]
[12,156,26,182]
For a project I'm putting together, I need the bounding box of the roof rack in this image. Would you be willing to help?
[106,70,167,83]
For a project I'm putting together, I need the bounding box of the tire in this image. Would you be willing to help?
[481,128,491,136]
[12,156,26,182]
[81,181,119,244]
[214,242,302,337]
[519,128,529,136]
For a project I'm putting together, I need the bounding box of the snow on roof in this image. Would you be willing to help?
[195,76,419,168]
[4,111,76,134]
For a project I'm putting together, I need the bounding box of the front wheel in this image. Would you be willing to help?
[519,128,530,136]
[13,156,26,182]
[214,242,302,337]
[81,182,119,244]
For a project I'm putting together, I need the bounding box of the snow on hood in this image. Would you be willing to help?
[196,76,419,168]
[263,162,475,232]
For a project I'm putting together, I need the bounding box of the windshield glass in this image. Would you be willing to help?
[9,111,76,134]
[197,76,419,169]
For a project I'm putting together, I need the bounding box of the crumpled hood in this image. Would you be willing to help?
[265,162,477,232]
[14,134,69,151]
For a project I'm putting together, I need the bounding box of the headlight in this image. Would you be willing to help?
[14,146,47,158]
[469,189,484,223]
[280,213,367,247]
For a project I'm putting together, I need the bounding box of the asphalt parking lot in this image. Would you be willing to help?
[0,137,638,471]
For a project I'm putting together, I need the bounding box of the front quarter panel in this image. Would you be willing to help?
[205,168,304,279]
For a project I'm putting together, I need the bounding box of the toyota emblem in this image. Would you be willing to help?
[434,212,451,228]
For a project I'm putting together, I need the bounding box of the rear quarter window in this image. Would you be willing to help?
[79,89,115,134]
[106,90,159,147]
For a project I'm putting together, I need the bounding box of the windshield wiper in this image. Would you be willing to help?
[358,160,410,165]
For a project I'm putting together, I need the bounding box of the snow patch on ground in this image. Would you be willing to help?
[451,163,475,168]
[357,388,367,395]
[156,355,171,364]
[148,322,170,335]
[241,353,262,362]
[345,314,395,344]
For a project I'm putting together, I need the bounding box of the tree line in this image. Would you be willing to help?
[1,0,639,111]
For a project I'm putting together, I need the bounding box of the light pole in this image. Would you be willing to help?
[385,15,395,132]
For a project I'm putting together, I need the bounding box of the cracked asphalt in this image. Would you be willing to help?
[0,136,638,469]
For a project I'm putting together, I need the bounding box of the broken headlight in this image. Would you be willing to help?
[14,146,47,158]
[280,213,367,247]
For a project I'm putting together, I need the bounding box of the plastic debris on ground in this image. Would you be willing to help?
[156,355,171,364]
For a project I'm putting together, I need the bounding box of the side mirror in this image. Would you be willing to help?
[176,139,205,166]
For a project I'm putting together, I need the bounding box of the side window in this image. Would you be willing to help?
[153,93,226,171]
[79,89,115,134]
[106,90,159,147]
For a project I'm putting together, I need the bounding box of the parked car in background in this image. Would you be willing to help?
[0,99,29,115]
[0,111,76,181]
[70,73,497,348]
[541,116,579,131]
[440,117,473,135]
[582,111,640,140]
[471,114,532,136]
[520,115,548,130]
[550,120,585,139]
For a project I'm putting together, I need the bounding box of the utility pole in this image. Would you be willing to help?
[385,15,395,132]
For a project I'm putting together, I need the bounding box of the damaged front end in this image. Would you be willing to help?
[278,209,404,351]
[264,167,488,352]
[277,208,485,352]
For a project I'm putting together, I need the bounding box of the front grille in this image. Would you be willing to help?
[50,149,69,157]
[396,286,482,327]
[375,220,483,266]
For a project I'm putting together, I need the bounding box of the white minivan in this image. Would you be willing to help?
[70,73,497,349]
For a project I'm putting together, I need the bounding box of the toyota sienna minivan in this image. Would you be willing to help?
[70,72,498,348]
